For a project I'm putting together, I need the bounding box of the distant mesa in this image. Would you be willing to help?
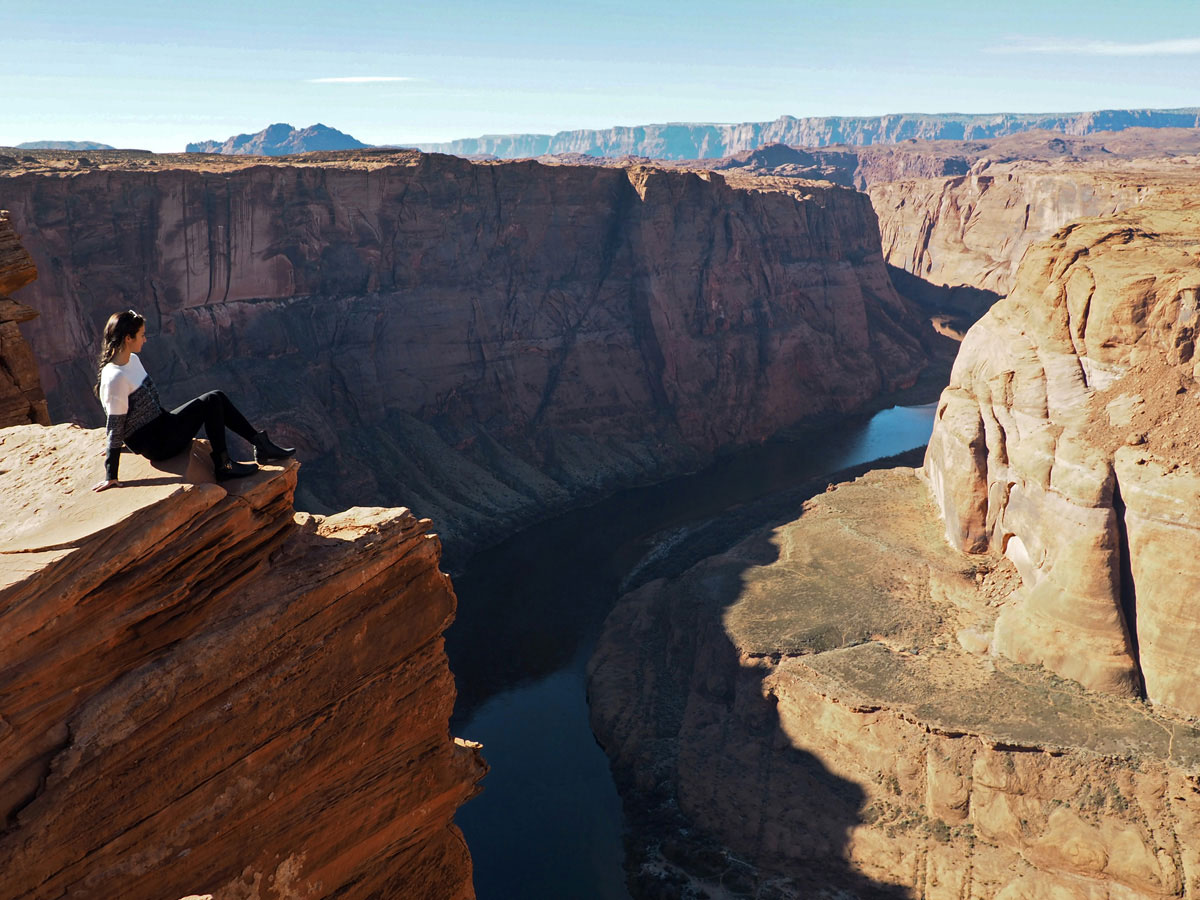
[14,140,115,150]
[414,106,1200,159]
[186,122,368,156]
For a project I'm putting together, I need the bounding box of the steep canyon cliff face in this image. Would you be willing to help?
[925,208,1200,715]
[590,465,1200,899]
[590,206,1200,897]
[0,424,486,899]
[870,155,1200,297]
[5,151,929,554]
[0,211,49,427]
[414,109,1200,160]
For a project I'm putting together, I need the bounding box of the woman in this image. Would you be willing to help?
[92,310,294,491]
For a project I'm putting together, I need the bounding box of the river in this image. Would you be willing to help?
[446,402,940,899]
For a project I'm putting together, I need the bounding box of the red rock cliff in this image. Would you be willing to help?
[870,154,1200,296]
[925,207,1200,715]
[4,150,929,553]
[0,424,486,899]
[0,211,49,428]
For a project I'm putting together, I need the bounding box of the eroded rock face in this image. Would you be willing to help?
[0,424,485,900]
[870,157,1200,296]
[0,211,49,427]
[4,151,928,553]
[925,208,1200,714]
[590,467,1200,899]
[414,109,1200,159]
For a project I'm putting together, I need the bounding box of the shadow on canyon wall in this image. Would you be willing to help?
[887,263,1001,340]
[586,448,930,899]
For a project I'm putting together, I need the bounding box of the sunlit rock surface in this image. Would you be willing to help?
[0,424,485,900]
[4,149,929,554]
[590,206,1200,898]
[871,153,1200,296]
[926,208,1200,712]
[590,468,1200,898]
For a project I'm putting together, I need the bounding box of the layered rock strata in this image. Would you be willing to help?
[591,208,1200,896]
[870,156,1200,296]
[4,150,928,554]
[0,424,485,899]
[414,108,1200,159]
[0,211,49,427]
[590,467,1200,898]
[925,208,1200,714]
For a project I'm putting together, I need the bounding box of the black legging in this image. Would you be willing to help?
[126,391,256,460]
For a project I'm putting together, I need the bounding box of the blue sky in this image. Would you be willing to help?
[7,1,1199,151]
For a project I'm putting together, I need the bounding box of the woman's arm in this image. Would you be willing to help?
[96,411,127,489]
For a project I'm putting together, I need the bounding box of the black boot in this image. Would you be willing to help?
[252,430,295,464]
[212,450,258,482]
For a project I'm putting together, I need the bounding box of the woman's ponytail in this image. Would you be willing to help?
[95,310,146,399]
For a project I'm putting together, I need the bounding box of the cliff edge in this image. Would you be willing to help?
[4,150,930,556]
[0,424,485,899]
[926,207,1200,714]
[589,206,1200,897]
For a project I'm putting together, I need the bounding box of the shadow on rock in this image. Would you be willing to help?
[589,452,926,899]
[887,263,1000,341]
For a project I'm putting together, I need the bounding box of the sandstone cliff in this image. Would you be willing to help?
[414,108,1200,159]
[5,150,929,555]
[0,211,49,427]
[589,206,1200,897]
[590,465,1200,899]
[0,424,486,899]
[925,207,1200,715]
[709,129,1200,192]
[870,153,1200,296]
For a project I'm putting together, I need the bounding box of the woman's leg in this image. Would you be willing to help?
[167,390,257,453]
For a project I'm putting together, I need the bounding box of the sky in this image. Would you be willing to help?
[6,1,1200,152]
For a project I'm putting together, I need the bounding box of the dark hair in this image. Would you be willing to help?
[94,310,146,398]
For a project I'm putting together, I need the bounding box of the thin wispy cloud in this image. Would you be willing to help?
[992,37,1200,56]
[307,76,418,83]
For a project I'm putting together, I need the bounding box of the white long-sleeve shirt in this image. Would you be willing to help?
[99,353,163,479]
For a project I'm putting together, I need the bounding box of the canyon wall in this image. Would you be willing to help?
[5,150,929,555]
[869,155,1200,296]
[925,207,1200,714]
[0,423,486,899]
[590,465,1200,899]
[0,211,49,427]
[589,196,1200,896]
[414,108,1200,159]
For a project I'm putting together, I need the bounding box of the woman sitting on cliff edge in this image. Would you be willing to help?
[92,309,294,492]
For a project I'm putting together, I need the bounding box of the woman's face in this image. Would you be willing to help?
[126,326,146,354]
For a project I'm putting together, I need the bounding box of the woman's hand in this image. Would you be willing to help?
[92,479,120,492]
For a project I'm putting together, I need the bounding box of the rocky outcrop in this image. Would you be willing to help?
[0,424,485,899]
[186,123,368,155]
[925,208,1200,714]
[590,204,1200,897]
[0,211,50,427]
[415,108,1200,159]
[4,151,929,555]
[590,466,1200,898]
[870,154,1200,296]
